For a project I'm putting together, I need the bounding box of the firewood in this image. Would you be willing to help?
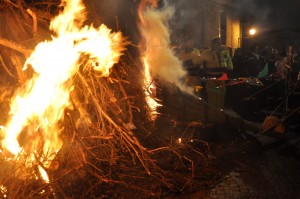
[0,37,32,57]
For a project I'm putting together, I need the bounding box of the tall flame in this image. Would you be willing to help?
[1,0,125,180]
[138,0,192,119]
[138,0,161,120]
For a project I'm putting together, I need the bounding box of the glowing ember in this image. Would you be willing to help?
[0,185,7,198]
[1,0,125,182]
[178,138,182,144]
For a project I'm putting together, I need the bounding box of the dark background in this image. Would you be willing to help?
[238,0,300,49]
[238,0,300,30]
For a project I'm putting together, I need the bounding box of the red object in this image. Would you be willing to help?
[217,73,228,80]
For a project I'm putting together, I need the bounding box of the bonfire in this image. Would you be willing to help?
[0,0,210,198]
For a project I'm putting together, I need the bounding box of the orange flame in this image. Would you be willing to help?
[143,58,161,119]
[1,0,126,181]
[138,0,162,120]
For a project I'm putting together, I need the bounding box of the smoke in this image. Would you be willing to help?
[88,0,194,93]
[138,2,193,94]
[165,0,205,48]
[166,0,203,30]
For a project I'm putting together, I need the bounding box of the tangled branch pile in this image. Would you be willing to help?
[0,0,211,198]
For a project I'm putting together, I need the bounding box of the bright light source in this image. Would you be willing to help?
[249,28,256,35]
[178,138,182,143]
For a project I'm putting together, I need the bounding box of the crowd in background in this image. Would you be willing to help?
[171,36,300,119]
[232,43,300,81]
[174,36,300,82]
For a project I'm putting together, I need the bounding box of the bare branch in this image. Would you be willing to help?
[0,38,32,57]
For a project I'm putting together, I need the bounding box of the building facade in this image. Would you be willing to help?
[173,0,241,54]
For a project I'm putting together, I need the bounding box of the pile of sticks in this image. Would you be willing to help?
[0,1,211,198]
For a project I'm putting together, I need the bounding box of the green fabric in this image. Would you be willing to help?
[257,63,269,78]
[220,49,233,70]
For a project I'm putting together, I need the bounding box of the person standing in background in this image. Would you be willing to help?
[247,43,260,77]
[200,37,233,121]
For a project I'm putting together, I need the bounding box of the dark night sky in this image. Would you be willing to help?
[239,0,300,30]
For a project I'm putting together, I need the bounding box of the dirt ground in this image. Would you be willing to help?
[163,121,300,199]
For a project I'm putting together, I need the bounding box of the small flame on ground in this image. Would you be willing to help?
[178,138,182,144]
[1,0,126,183]
[0,185,7,198]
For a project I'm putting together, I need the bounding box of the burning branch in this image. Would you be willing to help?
[0,54,15,79]
[77,72,151,174]
[26,9,38,36]
[0,38,32,57]
[0,0,212,198]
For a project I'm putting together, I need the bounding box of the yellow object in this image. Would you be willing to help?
[194,85,203,92]
[179,48,202,65]
[201,46,233,70]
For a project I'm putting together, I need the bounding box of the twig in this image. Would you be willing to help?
[0,37,32,57]
[77,72,151,174]
[0,53,16,79]
[26,9,38,36]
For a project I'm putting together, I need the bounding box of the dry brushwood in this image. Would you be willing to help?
[0,1,212,198]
